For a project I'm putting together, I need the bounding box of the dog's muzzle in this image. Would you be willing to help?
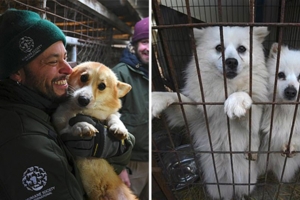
[78,96,90,107]
[284,86,297,100]
[225,58,238,79]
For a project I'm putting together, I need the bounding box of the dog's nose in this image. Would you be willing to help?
[78,96,90,107]
[225,58,238,70]
[284,86,297,100]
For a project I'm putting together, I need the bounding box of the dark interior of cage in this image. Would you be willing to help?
[152,1,300,200]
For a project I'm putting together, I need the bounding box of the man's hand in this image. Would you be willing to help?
[119,169,131,187]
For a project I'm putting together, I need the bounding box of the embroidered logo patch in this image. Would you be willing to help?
[22,166,47,191]
[19,36,34,53]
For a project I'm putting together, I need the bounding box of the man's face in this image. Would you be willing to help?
[19,41,73,102]
[136,39,149,65]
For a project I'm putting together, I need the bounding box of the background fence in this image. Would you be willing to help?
[0,0,148,67]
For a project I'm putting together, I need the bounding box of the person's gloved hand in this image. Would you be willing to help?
[60,114,134,162]
[60,132,95,157]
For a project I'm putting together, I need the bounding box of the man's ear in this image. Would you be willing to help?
[9,69,23,83]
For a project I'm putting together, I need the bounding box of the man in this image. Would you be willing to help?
[0,9,134,199]
[112,17,149,200]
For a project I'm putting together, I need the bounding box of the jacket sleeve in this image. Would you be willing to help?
[112,63,126,82]
[0,133,85,200]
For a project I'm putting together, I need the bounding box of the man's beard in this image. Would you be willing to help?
[22,66,70,104]
[34,86,70,104]
[137,50,149,65]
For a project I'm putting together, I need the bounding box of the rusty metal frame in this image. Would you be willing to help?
[152,0,300,199]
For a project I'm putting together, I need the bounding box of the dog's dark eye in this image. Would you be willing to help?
[215,44,223,52]
[278,72,286,79]
[237,46,246,53]
[80,74,89,82]
[98,83,106,90]
[298,74,300,81]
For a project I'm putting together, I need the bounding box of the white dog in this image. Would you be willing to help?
[152,26,269,199]
[259,43,300,182]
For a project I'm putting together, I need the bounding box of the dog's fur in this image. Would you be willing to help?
[52,61,137,200]
[152,26,269,199]
[259,43,300,182]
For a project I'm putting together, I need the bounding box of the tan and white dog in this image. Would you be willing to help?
[52,61,137,200]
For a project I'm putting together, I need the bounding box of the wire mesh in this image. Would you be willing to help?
[0,0,120,67]
[152,0,300,199]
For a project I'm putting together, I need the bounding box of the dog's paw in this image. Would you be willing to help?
[107,113,128,140]
[224,92,252,119]
[152,92,178,118]
[281,144,296,158]
[71,122,98,137]
[109,123,128,140]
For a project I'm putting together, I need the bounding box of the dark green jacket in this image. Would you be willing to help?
[0,102,85,200]
[0,79,134,199]
[112,48,149,162]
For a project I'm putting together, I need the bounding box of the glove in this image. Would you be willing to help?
[61,114,133,159]
[60,132,94,157]
[107,132,135,174]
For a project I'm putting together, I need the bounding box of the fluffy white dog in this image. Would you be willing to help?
[152,26,269,199]
[259,43,300,182]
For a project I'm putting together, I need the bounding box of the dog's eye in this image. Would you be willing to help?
[215,44,223,52]
[237,46,246,53]
[80,74,89,82]
[98,83,106,90]
[298,74,300,81]
[278,72,286,79]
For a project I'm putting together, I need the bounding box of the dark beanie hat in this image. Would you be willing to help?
[132,17,149,43]
[0,9,66,79]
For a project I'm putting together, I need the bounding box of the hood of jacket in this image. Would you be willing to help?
[119,48,148,78]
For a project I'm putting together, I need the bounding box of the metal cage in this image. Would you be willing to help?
[152,0,300,199]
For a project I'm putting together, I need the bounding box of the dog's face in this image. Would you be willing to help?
[67,62,131,119]
[193,26,269,79]
[268,43,300,101]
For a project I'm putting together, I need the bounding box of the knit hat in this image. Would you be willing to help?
[132,17,149,43]
[0,9,66,79]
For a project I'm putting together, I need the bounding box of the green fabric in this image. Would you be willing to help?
[0,101,86,199]
[112,62,149,162]
[0,9,66,79]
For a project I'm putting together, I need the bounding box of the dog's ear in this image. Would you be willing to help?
[117,81,132,98]
[269,42,279,59]
[192,28,204,45]
[193,28,203,37]
[253,27,269,43]
[269,42,289,59]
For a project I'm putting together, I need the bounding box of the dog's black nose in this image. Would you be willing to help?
[284,86,297,100]
[225,58,238,70]
[78,96,90,107]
